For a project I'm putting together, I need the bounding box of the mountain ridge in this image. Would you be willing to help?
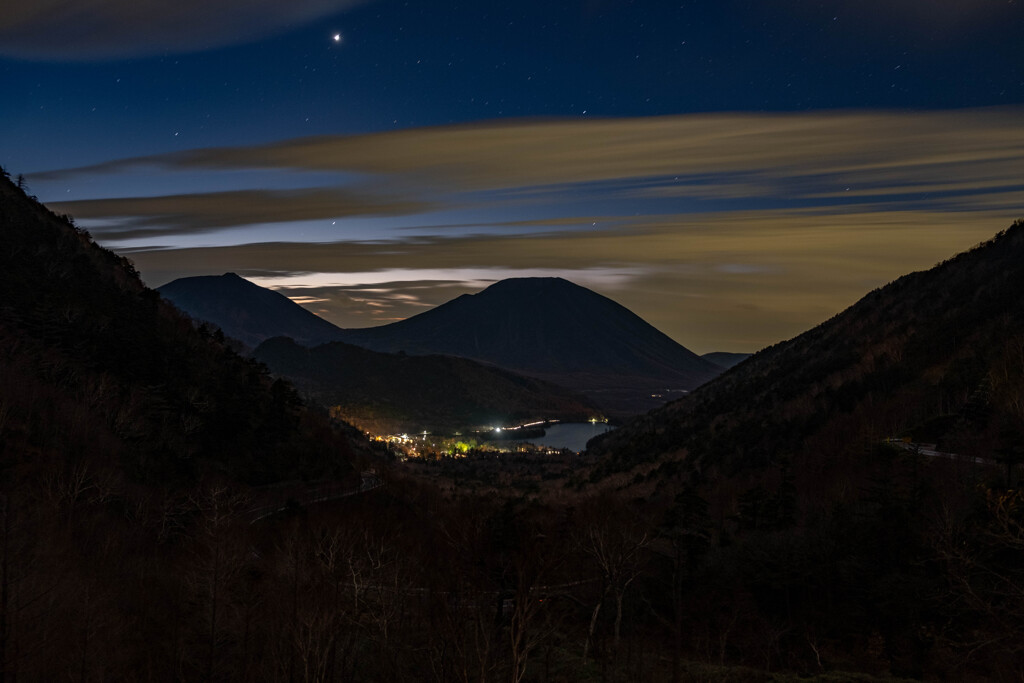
[701,351,750,370]
[589,220,1024,484]
[158,272,345,348]
[158,273,723,416]
[336,277,724,415]
[337,277,716,377]
[0,169,357,487]
[254,335,600,434]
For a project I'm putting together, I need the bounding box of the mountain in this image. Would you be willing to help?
[589,220,1024,484]
[0,168,372,680]
[701,351,750,370]
[159,274,723,416]
[0,169,356,487]
[158,272,345,348]
[335,277,722,415]
[254,336,599,434]
[158,274,602,430]
[581,222,1024,680]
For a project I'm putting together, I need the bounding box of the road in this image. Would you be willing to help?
[245,471,383,523]
[888,439,993,465]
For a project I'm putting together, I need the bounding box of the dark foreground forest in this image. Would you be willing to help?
[2,168,1024,681]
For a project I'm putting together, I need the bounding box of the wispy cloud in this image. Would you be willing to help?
[49,187,438,239]
[0,0,367,61]
[272,280,515,325]
[132,207,1015,351]
[42,109,1024,204]
[41,108,1024,352]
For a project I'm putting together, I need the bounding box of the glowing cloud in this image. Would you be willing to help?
[41,109,1024,352]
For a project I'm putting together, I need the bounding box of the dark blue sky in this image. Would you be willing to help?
[1,0,1022,351]
[4,0,1020,171]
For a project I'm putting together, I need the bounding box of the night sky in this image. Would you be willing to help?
[2,0,1022,353]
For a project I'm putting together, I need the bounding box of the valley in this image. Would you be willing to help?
[2,169,1024,681]
[5,1,1021,679]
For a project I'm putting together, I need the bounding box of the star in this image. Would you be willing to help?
[332,33,342,43]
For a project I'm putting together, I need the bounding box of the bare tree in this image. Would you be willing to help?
[933,489,1024,674]
[572,495,651,662]
[185,486,249,682]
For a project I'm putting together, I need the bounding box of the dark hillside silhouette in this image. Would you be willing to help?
[590,220,1024,480]
[161,274,723,416]
[0,173,355,487]
[336,277,723,415]
[159,274,602,430]
[254,336,599,434]
[701,351,749,369]
[0,167,369,680]
[158,272,346,348]
[583,221,1024,679]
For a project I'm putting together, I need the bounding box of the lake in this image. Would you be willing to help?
[528,422,614,452]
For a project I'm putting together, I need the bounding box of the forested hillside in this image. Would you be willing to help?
[581,221,1024,680]
[0,173,357,486]
[255,336,598,434]
[592,220,1024,482]
[0,169,361,678]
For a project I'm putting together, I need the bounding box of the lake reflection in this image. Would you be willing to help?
[528,422,613,453]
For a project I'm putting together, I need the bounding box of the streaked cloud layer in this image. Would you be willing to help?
[36,108,1024,353]
[45,108,1024,194]
[52,188,436,240]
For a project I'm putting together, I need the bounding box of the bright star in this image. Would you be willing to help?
[332,33,342,43]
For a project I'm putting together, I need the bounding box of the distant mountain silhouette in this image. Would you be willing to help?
[255,337,598,435]
[158,272,345,348]
[158,274,604,429]
[159,275,722,416]
[335,277,722,415]
[701,351,750,370]
[590,221,1024,483]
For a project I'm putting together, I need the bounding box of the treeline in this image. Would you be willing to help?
[590,220,1024,481]
[4,449,1021,682]
[253,336,597,436]
[0,168,357,486]
[0,167,363,678]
